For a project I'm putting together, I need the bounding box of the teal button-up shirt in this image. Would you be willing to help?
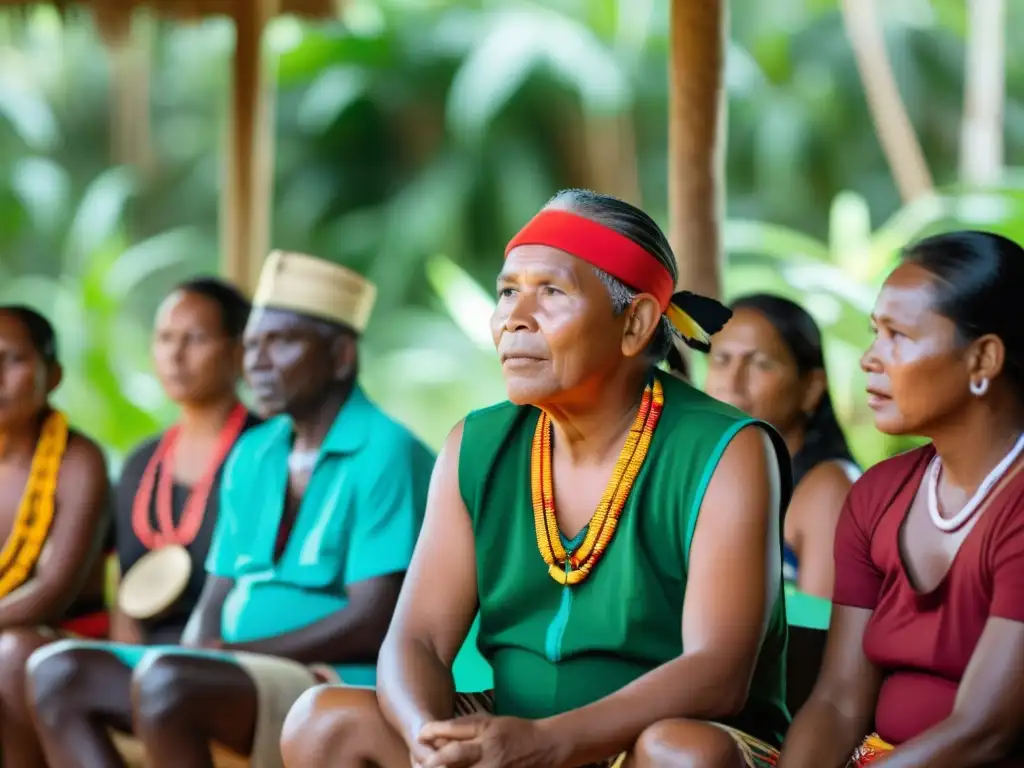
[205,386,435,684]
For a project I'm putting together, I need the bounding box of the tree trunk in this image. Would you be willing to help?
[668,0,726,300]
[960,0,1005,187]
[840,0,934,203]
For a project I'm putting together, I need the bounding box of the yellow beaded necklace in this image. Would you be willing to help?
[531,378,664,585]
[0,410,69,597]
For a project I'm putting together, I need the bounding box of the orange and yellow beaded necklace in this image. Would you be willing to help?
[531,377,664,586]
[0,410,69,598]
[507,209,731,586]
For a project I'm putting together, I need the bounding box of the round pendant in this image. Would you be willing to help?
[119,544,193,620]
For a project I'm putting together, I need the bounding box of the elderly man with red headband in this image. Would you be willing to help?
[281,189,792,768]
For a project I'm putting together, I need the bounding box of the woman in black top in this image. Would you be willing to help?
[112,276,260,643]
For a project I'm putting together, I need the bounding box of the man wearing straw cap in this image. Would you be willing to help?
[26,252,435,768]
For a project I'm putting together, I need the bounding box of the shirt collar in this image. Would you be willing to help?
[317,384,373,456]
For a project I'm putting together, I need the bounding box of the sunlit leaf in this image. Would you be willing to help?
[425,252,496,351]
[782,263,876,316]
[8,156,69,237]
[62,167,137,274]
[363,154,474,306]
[610,0,655,60]
[868,193,954,277]
[296,66,370,132]
[490,135,557,232]
[0,274,63,314]
[725,41,769,95]
[829,191,872,280]
[0,76,59,150]
[446,7,630,144]
[445,19,542,144]
[102,228,200,299]
[723,219,832,263]
[277,28,394,85]
[753,98,810,198]
[343,0,389,37]
[952,193,1020,228]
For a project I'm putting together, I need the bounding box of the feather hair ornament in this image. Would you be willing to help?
[666,291,733,353]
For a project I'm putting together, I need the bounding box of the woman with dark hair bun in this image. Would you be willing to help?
[105,276,261,645]
[704,294,858,598]
[779,231,1024,766]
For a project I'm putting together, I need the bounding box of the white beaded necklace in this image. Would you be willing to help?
[927,433,1024,532]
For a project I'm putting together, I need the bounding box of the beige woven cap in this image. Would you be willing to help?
[253,250,377,333]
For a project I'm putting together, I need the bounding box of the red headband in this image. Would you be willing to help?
[504,209,675,310]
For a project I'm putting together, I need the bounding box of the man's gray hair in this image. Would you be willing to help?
[593,267,675,362]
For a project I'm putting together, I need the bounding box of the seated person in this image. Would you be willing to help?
[703,294,859,598]
[778,231,1024,766]
[26,252,436,768]
[281,189,792,768]
[0,305,110,767]
[27,278,260,760]
[112,277,261,643]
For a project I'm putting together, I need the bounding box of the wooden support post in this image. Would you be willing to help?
[221,0,280,295]
[667,0,726,301]
[108,8,154,174]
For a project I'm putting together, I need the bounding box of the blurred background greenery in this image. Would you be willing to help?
[0,0,1022,472]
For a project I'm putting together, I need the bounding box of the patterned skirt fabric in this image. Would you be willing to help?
[849,733,894,766]
[453,693,779,768]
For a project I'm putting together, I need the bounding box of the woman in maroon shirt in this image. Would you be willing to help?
[778,230,1024,768]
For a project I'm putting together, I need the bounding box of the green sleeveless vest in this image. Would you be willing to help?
[458,371,791,746]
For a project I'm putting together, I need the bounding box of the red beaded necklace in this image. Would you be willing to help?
[131,404,247,550]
